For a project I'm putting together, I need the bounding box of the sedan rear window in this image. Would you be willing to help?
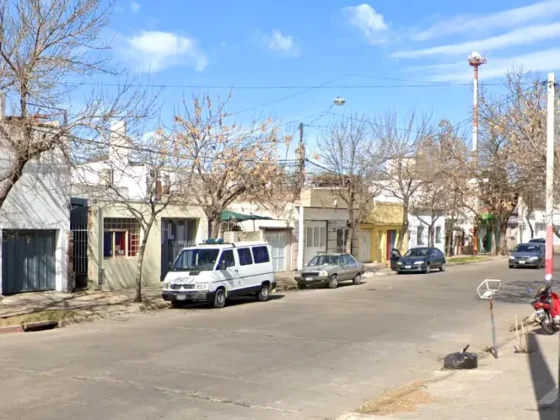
[514,244,539,252]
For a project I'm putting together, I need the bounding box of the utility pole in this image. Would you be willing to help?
[545,73,555,283]
[296,122,305,271]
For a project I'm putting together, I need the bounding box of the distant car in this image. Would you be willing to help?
[393,247,446,274]
[295,253,365,289]
[529,238,545,244]
[509,243,544,269]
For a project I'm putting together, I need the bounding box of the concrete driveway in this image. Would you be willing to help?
[0,258,548,420]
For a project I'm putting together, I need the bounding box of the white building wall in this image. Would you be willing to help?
[0,148,70,294]
[407,214,446,253]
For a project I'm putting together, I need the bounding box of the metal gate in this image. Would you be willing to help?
[264,231,287,272]
[71,225,88,289]
[2,230,56,294]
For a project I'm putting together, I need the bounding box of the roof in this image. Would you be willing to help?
[221,210,272,222]
[182,241,270,250]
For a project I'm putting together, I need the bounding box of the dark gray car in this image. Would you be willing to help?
[509,243,544,268]
[394,247,446,274]
[295,253,365,289]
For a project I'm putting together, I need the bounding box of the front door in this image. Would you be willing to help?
[358,231,371,262]
[304,221,327,266]
[386,230,397,261]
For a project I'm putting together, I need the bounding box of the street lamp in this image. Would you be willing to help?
[333,97,346,106]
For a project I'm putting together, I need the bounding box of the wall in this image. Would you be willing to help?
[518,209,560,245]
[88,201,208,290]
[407,213,446,253]
[0,147,70,294]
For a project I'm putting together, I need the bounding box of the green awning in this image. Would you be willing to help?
[220,211,273,222]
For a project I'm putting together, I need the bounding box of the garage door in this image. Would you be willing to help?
[358,231,371,262]
[2,230,56,294]
[264,231,287,272]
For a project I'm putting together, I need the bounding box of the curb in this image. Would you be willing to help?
[0,324,24,334]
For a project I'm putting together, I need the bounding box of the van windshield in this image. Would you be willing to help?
[173,248,220,271]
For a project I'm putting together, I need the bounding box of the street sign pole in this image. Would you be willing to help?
[477,279,502,359]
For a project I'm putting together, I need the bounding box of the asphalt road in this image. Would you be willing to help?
[0,258,551,420]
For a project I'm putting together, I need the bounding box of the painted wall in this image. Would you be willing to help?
[0,147,70,294]
[407,213,446,253]
[87,201,208,290]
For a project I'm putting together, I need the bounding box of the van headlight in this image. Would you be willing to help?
[319,271,328,277]
[162,281,170,289]
[196,283,209,290]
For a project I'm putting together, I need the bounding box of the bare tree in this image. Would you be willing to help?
[371,111,433,251]
[73,123,184,302]
[173,94,290,238]
[412,120,469,247]
[316,115,378,253]
[0,0,155,210]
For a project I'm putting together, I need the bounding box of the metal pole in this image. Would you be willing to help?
[489,297,498,359]
[472,65,479,167]
[545,72,555,283]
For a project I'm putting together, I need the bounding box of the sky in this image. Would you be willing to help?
[101,0,560,154]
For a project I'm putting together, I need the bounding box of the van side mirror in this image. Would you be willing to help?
[168,261,173,269]
[220,261,227,271]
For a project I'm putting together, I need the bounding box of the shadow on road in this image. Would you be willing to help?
[528,334,559,419]
[171,294,286,310]
[495,279,548,304]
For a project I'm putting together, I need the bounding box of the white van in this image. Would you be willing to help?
[161,241,276,308]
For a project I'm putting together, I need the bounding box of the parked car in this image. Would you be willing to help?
[392,247,446,274]
[161,240,276,308]
[529,238,545,244]
[295,252,365,289]
[509,242,545,269]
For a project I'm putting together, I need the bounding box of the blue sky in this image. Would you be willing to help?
[104,0,560,152]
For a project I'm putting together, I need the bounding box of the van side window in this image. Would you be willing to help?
[237,248,253,266]
[217,250,235,270]
[252,246,270,264]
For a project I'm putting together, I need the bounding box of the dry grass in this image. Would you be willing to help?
[447,256,490,265]
[358,380,434,416]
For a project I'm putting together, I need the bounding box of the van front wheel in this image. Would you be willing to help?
[257,283,270,302]
[213,288,226,308]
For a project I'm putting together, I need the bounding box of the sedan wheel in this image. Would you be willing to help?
[423,264,430,274]
[440,263,446,272]
[328,274,338,289]
[353,273,362,285]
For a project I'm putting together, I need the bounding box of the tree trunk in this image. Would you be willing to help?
[134,219,154,303]
[346,206,354,254]
[396,203,409,251]
[428,225,435,247]
[525,214,534,239]
[210,217,221,238]
[445,219,455,256]
[498,221,508,255]
[0,156,27,210]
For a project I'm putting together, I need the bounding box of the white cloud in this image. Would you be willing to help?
[265,31,300,57]
[131,1,140,12]
[125,31,208,72]
[344,4,388,44]
[393,23,560,58]
[412,0,560,41]
[418,48,560,83]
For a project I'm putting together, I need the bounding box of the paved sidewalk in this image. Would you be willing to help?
[339,331,560,420]
[0,287,166,320]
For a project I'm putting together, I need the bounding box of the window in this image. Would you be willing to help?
[344,254,357,265]
[173,248,220,271]
[217,250,235,270]
[237,248,253,266]
[337,228,348,251]
[252,246,270,264]
[308,255,339,266]
[306,226,326,248]
[103,218,140,258]
[435,226,442,244]
[417,226,425,245]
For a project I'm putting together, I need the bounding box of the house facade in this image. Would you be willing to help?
[71,121,208,290]
[0,119,70,295]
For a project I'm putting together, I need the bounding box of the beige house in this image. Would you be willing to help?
[86,200,207,290]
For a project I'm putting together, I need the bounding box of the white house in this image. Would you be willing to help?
[407,213,446,253]
[0,116,70,295]
[71,122,208,290]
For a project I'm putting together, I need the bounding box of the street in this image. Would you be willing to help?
[0,258,549,420]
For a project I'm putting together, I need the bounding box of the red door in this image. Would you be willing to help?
[386,230,397,260]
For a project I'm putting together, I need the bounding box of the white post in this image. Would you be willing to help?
[545,73,555,282]
[472,68,478,156]
[297,206,304,270]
